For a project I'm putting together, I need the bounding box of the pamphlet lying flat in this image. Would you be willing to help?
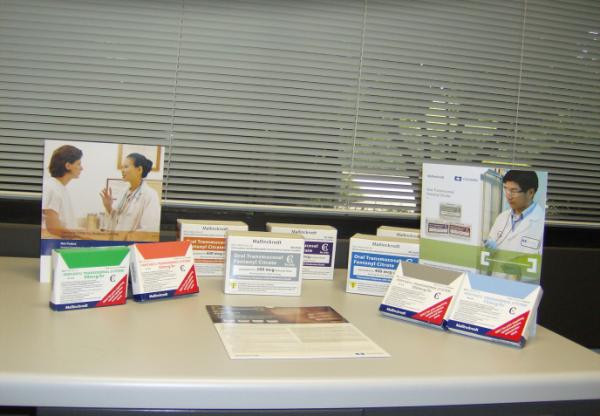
[206,305,389,360]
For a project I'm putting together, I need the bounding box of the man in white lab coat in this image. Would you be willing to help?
[485,170,545,255]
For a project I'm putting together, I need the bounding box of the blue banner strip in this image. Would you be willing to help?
[133,289,176,302]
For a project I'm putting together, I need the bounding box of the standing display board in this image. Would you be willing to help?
[40,140,164,282]
[420,163,547,284]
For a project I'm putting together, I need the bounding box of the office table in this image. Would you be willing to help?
[1,256,599,415]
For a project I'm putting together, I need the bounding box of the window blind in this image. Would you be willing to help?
[352,0,526,214]
[0,0,598,223]
[165,0,363,208]
[517,0,600,222]
[0,0,179,192]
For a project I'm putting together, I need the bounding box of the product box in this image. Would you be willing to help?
[346,234,419,296]
[377,225,420,240]
[379,262,465,329]
[266,222,337,280]
[446,273,543,347]
[177,219,248,277]
[225,231,304,296]
[50,246,130,311]
[129,241,198,302]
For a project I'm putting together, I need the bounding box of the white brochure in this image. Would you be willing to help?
[207,305,389,360]
[225,231,304,296]
[446,273,543,347]
[380,262,465,329]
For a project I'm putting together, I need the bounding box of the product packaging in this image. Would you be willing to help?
[379,262,465,329]
[129,240,198,302]
[346,234,419,296]
[266,223,337,280]
[446,273,543,347]
[177,219,248,277]
[225,231,304,296]
[50,246,130,311]
[376,225,420,240]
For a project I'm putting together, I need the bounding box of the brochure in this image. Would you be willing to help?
[419,163,548,284]
[40,140,164,282]
[207,305,389,359]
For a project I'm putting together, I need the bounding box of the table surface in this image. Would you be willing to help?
[1,256,599,410]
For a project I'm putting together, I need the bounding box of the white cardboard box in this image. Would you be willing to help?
[266,223,337,280]
[225,231,304,296]
[346,234,419,296]
[376,225,420,240]
[177,219,248,277]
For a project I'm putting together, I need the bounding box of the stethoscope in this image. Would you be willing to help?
[116,183,143,216]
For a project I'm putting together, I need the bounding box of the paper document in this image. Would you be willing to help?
[207,305,389,359]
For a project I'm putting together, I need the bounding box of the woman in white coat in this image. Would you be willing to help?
[485,170,545,255]
[100,153,160,235]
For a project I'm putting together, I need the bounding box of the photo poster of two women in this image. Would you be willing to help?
[419,163,548,284]
[40,140,165,282]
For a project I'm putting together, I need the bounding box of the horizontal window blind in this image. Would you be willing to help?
[166,0,363,208]
[352,0,525,214]
[0,0,598,223]
[0,0,180,193]
[517,0,600,222]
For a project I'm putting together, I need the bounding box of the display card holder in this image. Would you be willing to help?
[379,262,465,329]
[129,241,198,302]
[445,273,543,348]
[50,246,130,311]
